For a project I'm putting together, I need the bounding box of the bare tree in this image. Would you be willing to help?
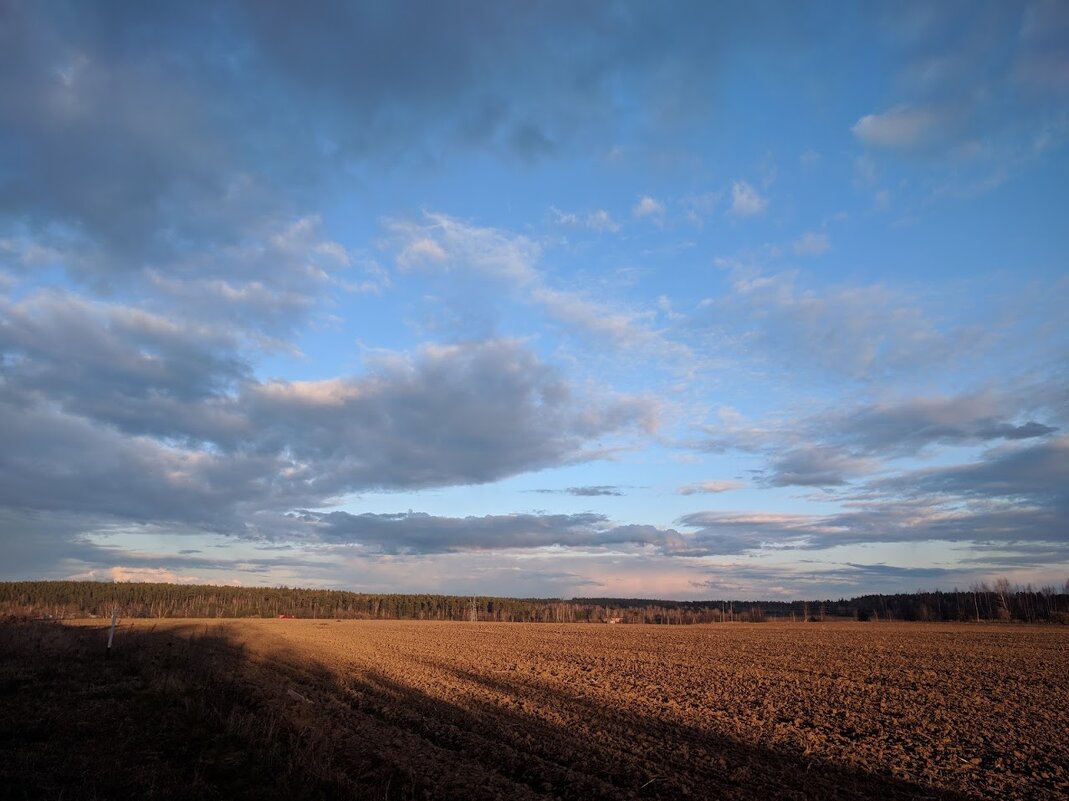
[994,578,1012,621]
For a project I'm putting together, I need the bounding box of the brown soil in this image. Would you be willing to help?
[39,621,1069,799]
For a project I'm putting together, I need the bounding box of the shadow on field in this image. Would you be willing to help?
[1,620,982,801]
[0,620,401,801]
[338,659,981,801]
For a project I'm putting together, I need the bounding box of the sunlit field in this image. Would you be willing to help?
[4,619,1067,800]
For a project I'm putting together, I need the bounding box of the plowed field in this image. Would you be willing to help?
[74,620,1069,800]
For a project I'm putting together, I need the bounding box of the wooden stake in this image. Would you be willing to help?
[106,610,118,659]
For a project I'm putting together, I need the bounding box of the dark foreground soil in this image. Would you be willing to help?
[3,619,1067,800]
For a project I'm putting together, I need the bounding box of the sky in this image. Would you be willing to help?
[1,1,1067,600]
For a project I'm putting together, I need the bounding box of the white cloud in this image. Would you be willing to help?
[397,237,448,267]
[0,236,67,269]
[853,154,878,186]
[702,265,953,379]
[681,192,721,227]
[632,194,665,221]
[548,206,579,225]
[387,213,540,285]
[679,480,745,495]
[792,231,830,256]
[852,105,946,151]
[106,566,203,584]
[386,212,687,356]
[586,209,621,232]
[729,181,767,217]
[551,207,621,233]
[656,295,685,321]
[530,286,658,349]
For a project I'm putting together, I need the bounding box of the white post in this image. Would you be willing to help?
[106,610,118,659]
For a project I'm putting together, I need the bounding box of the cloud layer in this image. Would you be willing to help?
[1,1,1065,596]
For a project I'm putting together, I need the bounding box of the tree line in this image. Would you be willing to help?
[1,579,1067,623]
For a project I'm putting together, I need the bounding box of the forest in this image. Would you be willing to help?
[2,579,1068,624]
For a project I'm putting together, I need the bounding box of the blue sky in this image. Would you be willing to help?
[1,1,1067,599]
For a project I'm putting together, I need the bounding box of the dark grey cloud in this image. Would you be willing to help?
[677,501,1063,556]
[832,562,957,581]
[676,437,1069,559]
[236,0,811,160]
[676,512,814,555]
[958,540,1069,569]
[509,123,556,162]
[854,1,1068,161]
[874,435,1069,503]
[0,1,815,286]
[0,1,284,272]
[240,340,656,493]
[0,399,293,529]
[697,386,1063,487]
[763,447,874,488]
[826,501,1061,547]
[979,421,1059,439]
[0,509,115,580]
[823,395,1059,456]
[692,560,967,597]
[0,291,248,441]
[288,510,685,555]
[531,486,626,497]
[0,304,655,530]
[0,507,339,581]
[764,395,1058,487]
[75,543,331,577]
